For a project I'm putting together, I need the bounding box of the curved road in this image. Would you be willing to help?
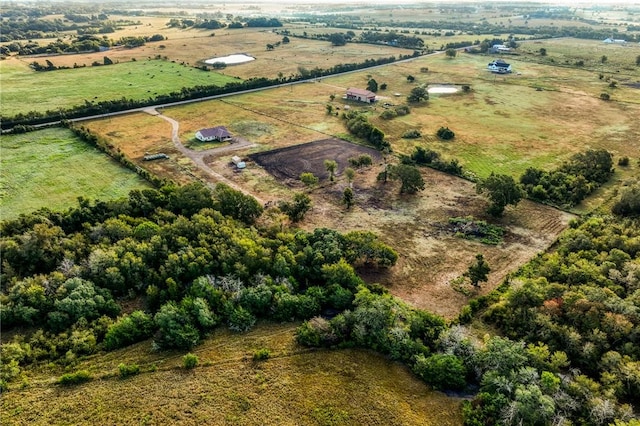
[145,107,264,204]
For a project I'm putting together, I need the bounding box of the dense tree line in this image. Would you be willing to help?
[1,54,415,131]
[462,214,640,425]
[296,212,640,425]
[0,183,398,389]
[342,111,389,151]
[520,149,614,208]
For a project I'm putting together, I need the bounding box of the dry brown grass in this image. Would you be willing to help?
[42,18,415,81]
[84,38,639,316]
[1,323,463,426]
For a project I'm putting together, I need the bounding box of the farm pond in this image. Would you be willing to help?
[204,54,256,65]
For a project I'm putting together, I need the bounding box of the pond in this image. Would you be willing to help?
[428,86,459,94]
[204,54,256,65]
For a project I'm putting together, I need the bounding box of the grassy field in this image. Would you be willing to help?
[1,323,463,426]
[0,58,239,115]
[0,127,151,220]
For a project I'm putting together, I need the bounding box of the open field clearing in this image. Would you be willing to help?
[0,57,238,115]
[1,323,462,426]
[5,24,414,83]
[0,128,150,220]
[81,38,640,316]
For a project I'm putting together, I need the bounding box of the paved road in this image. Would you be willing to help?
[145,107,264,204]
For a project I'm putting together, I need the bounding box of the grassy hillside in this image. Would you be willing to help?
[1,323,463,426]
[0,127,150,219]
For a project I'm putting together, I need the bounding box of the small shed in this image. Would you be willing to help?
[346,88,376,103]
[231,155,246,169]
[195,126,233,142]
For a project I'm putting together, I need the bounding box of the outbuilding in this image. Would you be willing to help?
[346,88,376,103]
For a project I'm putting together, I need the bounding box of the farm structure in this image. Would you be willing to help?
[489,44,511,53]
[346,88,377,103]
[603,38,627,44]
[250,138,381,183]
[231,155,246,169]
[487,59,512,74]
[195,126,233,142]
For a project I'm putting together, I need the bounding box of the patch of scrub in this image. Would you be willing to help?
[204,54,255,65]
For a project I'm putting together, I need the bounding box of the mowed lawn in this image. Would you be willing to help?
[0,58,239,115]
[0,127,150,219]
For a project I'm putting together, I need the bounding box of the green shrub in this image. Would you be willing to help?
[58,370,92,386]
[300,172,319,186]
[413,353,466,390]
[182,353,199,369]
[618,157,630,166]
[227,306,256,332]
[380,109,398,120]
[252,348,270,361]
[348,154,373,168]
[436,126,455,140]
[118,363,140,378]
[104,311,154,350]
[402,129,422,139]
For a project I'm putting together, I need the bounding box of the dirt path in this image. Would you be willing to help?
[144,108,263,203]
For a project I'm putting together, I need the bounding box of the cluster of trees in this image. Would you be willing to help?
[520,149,614,208]
[6,32,163,56]
[408,146,464,177]
[342,111,390,151]
[467,214,640,425]
[2,54,415,131]
[293,212,640,425]
[0,183,399,389]
[0,13,113,42]
[612,185,640,217]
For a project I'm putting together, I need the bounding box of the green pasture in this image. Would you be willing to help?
[0,58,240,115]
[0,127,150,220]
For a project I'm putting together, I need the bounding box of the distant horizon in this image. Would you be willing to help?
[2,0,640,5]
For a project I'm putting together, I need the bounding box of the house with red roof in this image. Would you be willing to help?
[346,88,376,103]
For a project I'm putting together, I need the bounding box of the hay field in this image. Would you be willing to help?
[1,323,463,426]
[0,58,238,115]
[0,128,150,220]
[15,22,415,81]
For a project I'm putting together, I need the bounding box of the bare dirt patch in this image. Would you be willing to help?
[250,138,381,184]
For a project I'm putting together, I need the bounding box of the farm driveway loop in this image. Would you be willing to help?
[144,108,262,203]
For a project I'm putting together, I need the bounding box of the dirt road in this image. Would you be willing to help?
[144,108,263,203]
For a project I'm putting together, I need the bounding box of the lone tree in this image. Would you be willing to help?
[345,167,355,186]
[282,36,290,44]
[342,187,354,209]
[476,172,524,217]
[367,78,379,93]
[407,75,415,83]
[465,254,490,287]
[278,193,312,222]
[407,86,429,103]
[389,164,425,194]
[329,33,346,46]
[539,47,547,56]
[445,48,457,58]
[324,159,338,181]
